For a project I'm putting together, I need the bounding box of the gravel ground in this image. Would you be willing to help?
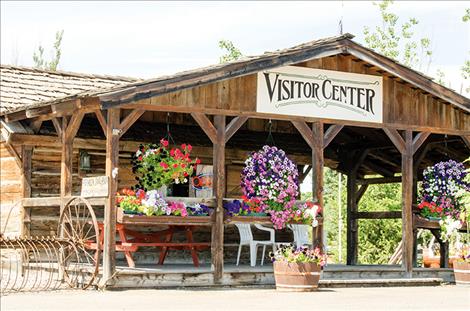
[1,285,469,311]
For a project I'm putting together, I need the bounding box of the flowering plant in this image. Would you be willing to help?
[241,145,299,229]
[117,188,211,217]
[131,139,200,191]
[291,201,322,227]
[418,159,470,241]
[223,198,264,216]
[455,244,470,263]
[270,244,327,266]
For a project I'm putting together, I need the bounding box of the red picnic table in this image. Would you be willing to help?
[97,213,212,268]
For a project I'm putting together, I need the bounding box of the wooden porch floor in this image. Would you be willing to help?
[109,264,455,288]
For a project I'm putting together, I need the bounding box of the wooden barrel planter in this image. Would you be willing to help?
[273,261,321,292]
[453,261,470,286]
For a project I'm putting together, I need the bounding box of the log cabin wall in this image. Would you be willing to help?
[0,142,23,237]
[145,55,469,133]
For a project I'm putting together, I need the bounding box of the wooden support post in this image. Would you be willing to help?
[20,146,32,237]
[462,136,470,150]
[292,121,342,250]
[383,129,428,277]
[59,112,85,198]
[212,115,226,282]
[346,168,358,265]
[103,108,120,285]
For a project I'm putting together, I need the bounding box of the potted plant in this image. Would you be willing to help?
[240,145,299,229]
[270,244,327,292]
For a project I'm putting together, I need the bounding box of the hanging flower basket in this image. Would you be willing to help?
[240,145,300,229]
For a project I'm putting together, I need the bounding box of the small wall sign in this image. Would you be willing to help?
[257,66,383,123]
[80,176,109,198]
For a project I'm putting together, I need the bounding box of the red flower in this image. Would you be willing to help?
[195,158,201,165]
[181,163,186,168]
[138,156,143,161]
[181,144,187,150]
[173,163,178,168]
[183,172,189,177]
[170,149,175,157]
[160,139,169,147]
[160,162,169,169]
[187,144,192,152]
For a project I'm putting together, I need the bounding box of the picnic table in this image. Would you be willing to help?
[97,210,212,268]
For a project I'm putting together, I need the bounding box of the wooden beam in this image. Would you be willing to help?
[191,112,217,144]
[212,115,226,282]
[401,130,413,277]
[357,176,401,185]
[355,184,369,204]
[20,146,32,237]
[462,136,470,150]
[323,124,343,148]
[383,128,405,154]
[412,132,431,154]
[225,116,248,143]
[51,118,62,138]
[60,117,73,197]
[102,108,120,286]
[346,168,358,265]
[29,120,43,133]
[354,211,402,219]
[118,109,144,138]
[64,112,85,141]
[291,121,314,149]
[362,161,395,177]
[311,121,324,249]
[298,165,312,184]
[4,142,22,168]
[95,110,108,137]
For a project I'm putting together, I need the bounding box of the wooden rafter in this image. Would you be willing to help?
[462,136,470,150]
[51,118,62,138]
[291,121,314,149]
[191,112,217,144]
[323,124,343,148]
[412,132,431,154]
[95,110,108,137]
[383,128,405,154]
[118,109,144,138]
[225,116,248,143]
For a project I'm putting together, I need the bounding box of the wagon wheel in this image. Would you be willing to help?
[58,196,100,289]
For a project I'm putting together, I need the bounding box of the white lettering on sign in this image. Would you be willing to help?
[81,176,109,198]
[257,66,383,123]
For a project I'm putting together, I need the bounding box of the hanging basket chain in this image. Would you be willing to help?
[164,112,176,145]
[265,119,276,146]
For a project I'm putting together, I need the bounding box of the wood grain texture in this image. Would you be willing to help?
[402,130,413,277]
[191,112,217,144]
[102,108,120,285]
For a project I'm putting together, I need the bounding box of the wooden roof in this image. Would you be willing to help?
[0,65,139,114]
[1,34,469,119]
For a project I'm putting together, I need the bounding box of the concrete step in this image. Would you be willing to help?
[319,278,445,288]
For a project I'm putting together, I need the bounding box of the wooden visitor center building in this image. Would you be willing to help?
[1,34,469,287]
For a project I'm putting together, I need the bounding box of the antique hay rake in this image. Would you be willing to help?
[1,196,101,293]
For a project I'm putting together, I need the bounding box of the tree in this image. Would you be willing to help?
[363,0,432,72]
[218,39,242,63]
[33,30,64,71]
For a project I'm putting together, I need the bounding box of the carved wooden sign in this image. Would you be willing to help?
[257,66,383,123]
[80,176,109,198]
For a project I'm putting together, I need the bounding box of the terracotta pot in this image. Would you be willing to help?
[273,261,321,292]
[453,261,470,286]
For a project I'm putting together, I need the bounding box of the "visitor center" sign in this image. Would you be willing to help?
[256,66,383,123]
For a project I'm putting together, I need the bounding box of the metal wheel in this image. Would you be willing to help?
[58,197,100,289]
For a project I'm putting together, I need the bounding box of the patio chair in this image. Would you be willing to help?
[287,224,312,248]
[235,224,277,267]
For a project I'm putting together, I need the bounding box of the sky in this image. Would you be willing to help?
[1,1,469,92]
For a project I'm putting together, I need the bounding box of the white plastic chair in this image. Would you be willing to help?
[287,224,312,248]
[235,223,276,267]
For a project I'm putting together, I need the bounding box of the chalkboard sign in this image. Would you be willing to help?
[80,176,109,198]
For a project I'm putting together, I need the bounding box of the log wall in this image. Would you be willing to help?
[0,142,23,237]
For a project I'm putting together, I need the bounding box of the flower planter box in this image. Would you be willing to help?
[453,261,470,286]
[273,261,322,292]
[225,215,323,226]
[117,208,213,226]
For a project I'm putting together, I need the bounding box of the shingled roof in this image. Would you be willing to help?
[0,65,139,114]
